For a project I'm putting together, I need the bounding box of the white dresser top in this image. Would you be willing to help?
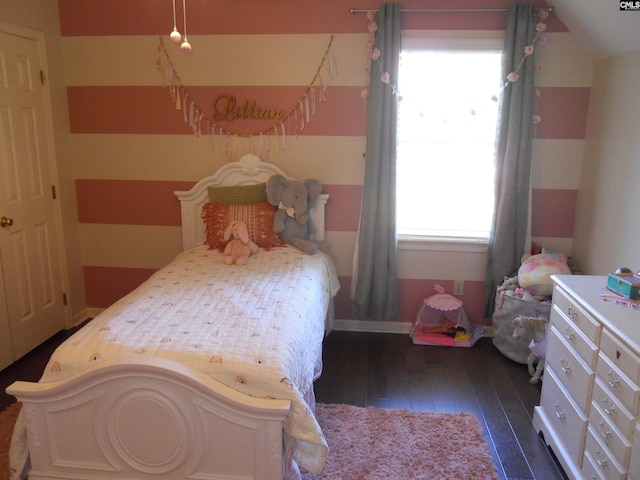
[552,275,640,353]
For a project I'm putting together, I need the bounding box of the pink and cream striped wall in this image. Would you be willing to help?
[61,0,591,329]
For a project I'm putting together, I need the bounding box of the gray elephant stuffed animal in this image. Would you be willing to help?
[266,174,323,255]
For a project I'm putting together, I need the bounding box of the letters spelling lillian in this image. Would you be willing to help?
[213,95,285,121]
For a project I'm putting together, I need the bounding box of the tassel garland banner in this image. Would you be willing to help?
[156,36,337,160]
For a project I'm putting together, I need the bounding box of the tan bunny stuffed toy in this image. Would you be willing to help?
[223,220,258,265]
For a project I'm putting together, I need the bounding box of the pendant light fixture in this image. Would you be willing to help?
[180,0,192,53]
[169,0,181,43]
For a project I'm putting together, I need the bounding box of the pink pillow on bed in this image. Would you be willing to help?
[202,201,285,252]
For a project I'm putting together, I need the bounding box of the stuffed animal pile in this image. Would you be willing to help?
[517,250,572,300]
[495,248,572,309]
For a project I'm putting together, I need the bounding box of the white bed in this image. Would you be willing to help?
[7,154,338,480]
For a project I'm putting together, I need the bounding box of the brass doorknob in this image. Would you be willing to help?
[0,216,14,228]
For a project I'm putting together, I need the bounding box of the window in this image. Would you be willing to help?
[396,38,502,241]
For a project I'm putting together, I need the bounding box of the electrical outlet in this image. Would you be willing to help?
[454,280,464,296]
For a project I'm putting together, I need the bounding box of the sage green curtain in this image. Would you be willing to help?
[352,3,401,320]
[485,2,538,316]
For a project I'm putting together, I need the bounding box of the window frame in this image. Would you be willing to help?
[396,33,504,251]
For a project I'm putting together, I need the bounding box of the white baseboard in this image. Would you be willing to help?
[332,319,412,334]
[74,313,495,338]
[332,319,494,337]
[86,307,105,319]
[70,309,93,328]
[68,308,104,328]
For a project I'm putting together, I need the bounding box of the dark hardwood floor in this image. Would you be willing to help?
[1,327,567,480]
[313,331,569,480]
[0,324,84,412]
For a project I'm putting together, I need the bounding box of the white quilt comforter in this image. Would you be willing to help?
[10,246,340,477]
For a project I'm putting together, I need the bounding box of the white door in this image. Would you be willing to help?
[0,246,11,369]
[0,28,66,368]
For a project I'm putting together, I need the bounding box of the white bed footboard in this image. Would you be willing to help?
[7,357,290,480]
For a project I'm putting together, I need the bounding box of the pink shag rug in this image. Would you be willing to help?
[301,403,498,480]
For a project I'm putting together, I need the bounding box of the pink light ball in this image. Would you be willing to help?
[180,40,192,53]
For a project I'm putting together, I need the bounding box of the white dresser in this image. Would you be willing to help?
[533,275,640,480]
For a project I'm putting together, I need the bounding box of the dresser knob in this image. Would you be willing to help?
[560,358,572,374]
[594,449,609,468]
[599,421,612,440]
[564,327,575,341]
[607,370,621,388]
[602,398,616,415]
[554,402,565,419]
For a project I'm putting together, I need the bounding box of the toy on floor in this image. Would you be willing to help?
[410,284,482,347]
[512,315,549,384]
[421,319,469,341]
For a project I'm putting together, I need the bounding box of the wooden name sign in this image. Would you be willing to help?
[213,95,285,122]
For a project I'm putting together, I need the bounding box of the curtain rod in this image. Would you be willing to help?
[349,7,553,14]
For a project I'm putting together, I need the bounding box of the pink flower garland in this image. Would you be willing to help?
[361,8,549,127]
[497,9,549,126]
[361,10,401,101]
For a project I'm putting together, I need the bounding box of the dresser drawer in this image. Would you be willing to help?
[600,329,640,385]
[551,304,599,368]
[629,423,640,480]
[546,277,639,480]
[592,377,636,440]
[596,352,640,415]
[539,365,588,465]
[547,324,595,412]
[583,449,606,480]
[584,426,627,480]
[552,285,602,345]
[589,401,632,468]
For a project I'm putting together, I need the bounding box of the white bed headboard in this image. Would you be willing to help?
[174,154,328,251]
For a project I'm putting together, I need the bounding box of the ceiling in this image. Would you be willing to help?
[551,0,640,60]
